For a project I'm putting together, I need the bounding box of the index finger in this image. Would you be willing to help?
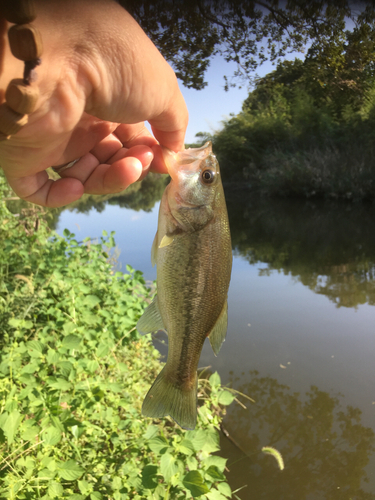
[149,89,189,153]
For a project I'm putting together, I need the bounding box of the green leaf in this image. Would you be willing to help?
[38,469,56,480]
[206,489,229,500]
[148,436,169,455]
[203,456,227,473]
[90,493,103,500]
[186,456,198,471]
[185,430,207,451]
[78,284,91,294]
[218,390,235,406]
[62,334,82,350]
[86,360,99,373]
[1,410,22,444]
[63,228,70,237]
[178,438,195,456]
[21,361,40,373]
[205,465,226,482]
[46,377,72,391]
[48,480,64,498]
[183,470,209,497]
[47,349,60,364]
[43,426,62,446]
[78,480,91,495]
[112,476,122,490]
[201,430,220,454]
[186,429,220,453]
[217,482,232,498]
[8,318,22,328]
[84,295,101,308]
[144,425,159,440]
[58,460,84,481]
[96,343,110,358]
[209,372,221,388]
[63,322,76,335]
[27,340,45,358]
[142,465,159,489]
[21,425,39,441]
[57,360,73,377]
[160,453,178,481]
[70,425,85,439]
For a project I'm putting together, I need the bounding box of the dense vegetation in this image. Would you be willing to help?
[128,0,374,200]
[0,176,242,499]
[192,56,375,199]
[121,1,375,92]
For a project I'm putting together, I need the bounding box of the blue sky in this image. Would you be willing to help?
[179,55,283,144]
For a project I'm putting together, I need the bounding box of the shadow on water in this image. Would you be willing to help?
[227,192,375,308]
[220,370,375,500]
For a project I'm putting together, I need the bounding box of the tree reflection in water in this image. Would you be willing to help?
[220,370,375,500]
[227,193,375,308]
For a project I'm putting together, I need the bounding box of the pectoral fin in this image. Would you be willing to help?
[136,295,165,334]
[159,234,175,248]
[208,300,228,356]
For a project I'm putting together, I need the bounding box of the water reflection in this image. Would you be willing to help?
[227,192,375,308]
[220,370,375,500]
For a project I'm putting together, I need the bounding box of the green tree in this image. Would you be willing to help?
[120,0,375,93]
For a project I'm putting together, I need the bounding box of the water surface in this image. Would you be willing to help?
[57,191,375,499]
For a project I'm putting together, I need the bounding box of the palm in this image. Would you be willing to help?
[2,108,164,207]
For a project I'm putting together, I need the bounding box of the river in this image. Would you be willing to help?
[56,186,375,500]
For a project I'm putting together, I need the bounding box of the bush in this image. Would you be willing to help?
[0,186,235,499]
[210,60,375,199]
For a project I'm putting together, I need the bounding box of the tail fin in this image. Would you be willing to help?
[142,367,197,430]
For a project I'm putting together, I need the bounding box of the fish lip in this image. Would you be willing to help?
[162,141,213,180]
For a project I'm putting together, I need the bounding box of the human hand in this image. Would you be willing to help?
[0,0,188,207]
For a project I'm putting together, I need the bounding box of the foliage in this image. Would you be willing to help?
[0,185,235,499]
[120,1,375,91]
[207,58,375,199]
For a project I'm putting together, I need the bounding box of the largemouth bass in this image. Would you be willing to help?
[137,141,232,429]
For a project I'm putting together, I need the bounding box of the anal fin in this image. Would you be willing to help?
[208,300,228,356]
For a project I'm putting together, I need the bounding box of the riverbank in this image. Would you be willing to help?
[0,179,236,499]
[214,117,375,201]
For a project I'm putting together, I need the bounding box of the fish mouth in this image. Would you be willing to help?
[162,142,213,181]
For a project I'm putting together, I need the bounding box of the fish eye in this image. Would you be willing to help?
[201,169,215,184]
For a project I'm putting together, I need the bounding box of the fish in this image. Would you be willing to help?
[136,141,232,430]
